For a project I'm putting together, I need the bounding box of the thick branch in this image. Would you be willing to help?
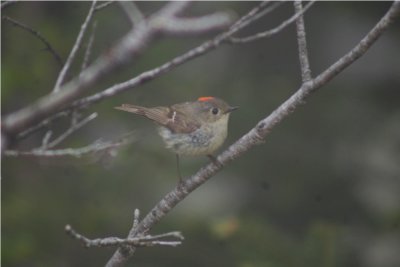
[105,2,400,266]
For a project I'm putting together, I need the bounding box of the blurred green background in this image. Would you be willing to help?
[2,1,400,267]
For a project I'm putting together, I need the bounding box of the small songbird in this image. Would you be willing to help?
[115,96,238,181]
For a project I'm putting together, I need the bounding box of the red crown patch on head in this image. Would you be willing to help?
[198,96,214,102]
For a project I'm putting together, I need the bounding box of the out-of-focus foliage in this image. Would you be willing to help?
[2,2,400,267]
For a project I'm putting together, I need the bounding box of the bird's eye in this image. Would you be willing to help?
[211,107,219,115]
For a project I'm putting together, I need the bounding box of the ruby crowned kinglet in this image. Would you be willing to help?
[115,96,238,181]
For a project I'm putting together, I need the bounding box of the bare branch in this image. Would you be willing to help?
[229,1,283,32]
[81,21,97,72]
[4,134,132,158]
[132,209,140,230]
[105,2,400,266]
[65,224,183,248]
[43,112,97,150]
[41,130,53,148]
[2,16,63,68]
[152,12,233,36]
[94,1,115,12]
[229,1,270,30]
[16,111,70,140]
[118,1,144,26]
[157,1,190,18]
[294,1,312,82]
[228,1,315,44]
[53,0,97,92]
[1,1,18,10]
[2,3,233,137]
[65,208,183,249]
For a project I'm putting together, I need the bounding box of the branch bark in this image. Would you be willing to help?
[105,2,400,266]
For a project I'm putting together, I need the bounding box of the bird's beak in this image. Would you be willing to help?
[225,106,239,114]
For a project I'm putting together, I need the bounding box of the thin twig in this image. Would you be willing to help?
[65,225,183,248]
[43,112,97,150]
[53,0,97,93]
[94,1,114,12]
[1,0,17,10]
[2,16,63,68]
[81,21,97,72]
[228,1,315,44]
[230,1,283,32]
[229,1,270,30]
[41,130,53,148]
[294,1,312,82]
[105,2,400,266]
[16,111,71,140]
[132,209,140,230]
[4,137,128,158]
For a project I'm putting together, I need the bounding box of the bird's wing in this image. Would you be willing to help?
[115,104,199,133]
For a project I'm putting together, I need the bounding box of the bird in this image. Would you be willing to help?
[115,96,238,181]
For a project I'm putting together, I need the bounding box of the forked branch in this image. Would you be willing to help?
[66,209,183,248]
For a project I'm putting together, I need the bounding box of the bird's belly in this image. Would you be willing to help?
[158,126,227,156]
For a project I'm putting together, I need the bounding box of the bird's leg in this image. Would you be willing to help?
[176,154,183,184]
[207,154,223,168]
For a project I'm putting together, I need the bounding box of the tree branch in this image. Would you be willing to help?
[65,209,183,248]
[81,21,97,72]
[118,1,144,26]
[69,2,288,111]
[2,2,234,138]
[228,1,315,44]
[16,111,71,140]
[229,1,283,32]
[1,0,17,10]
[105,2,400,266]
[53,0,97,93]
[294,1,312,82]
[94,1,115,12]
[43,112,98,150]
[4,132,134,158]
[2,16,63,68]
[3,2,293,142]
